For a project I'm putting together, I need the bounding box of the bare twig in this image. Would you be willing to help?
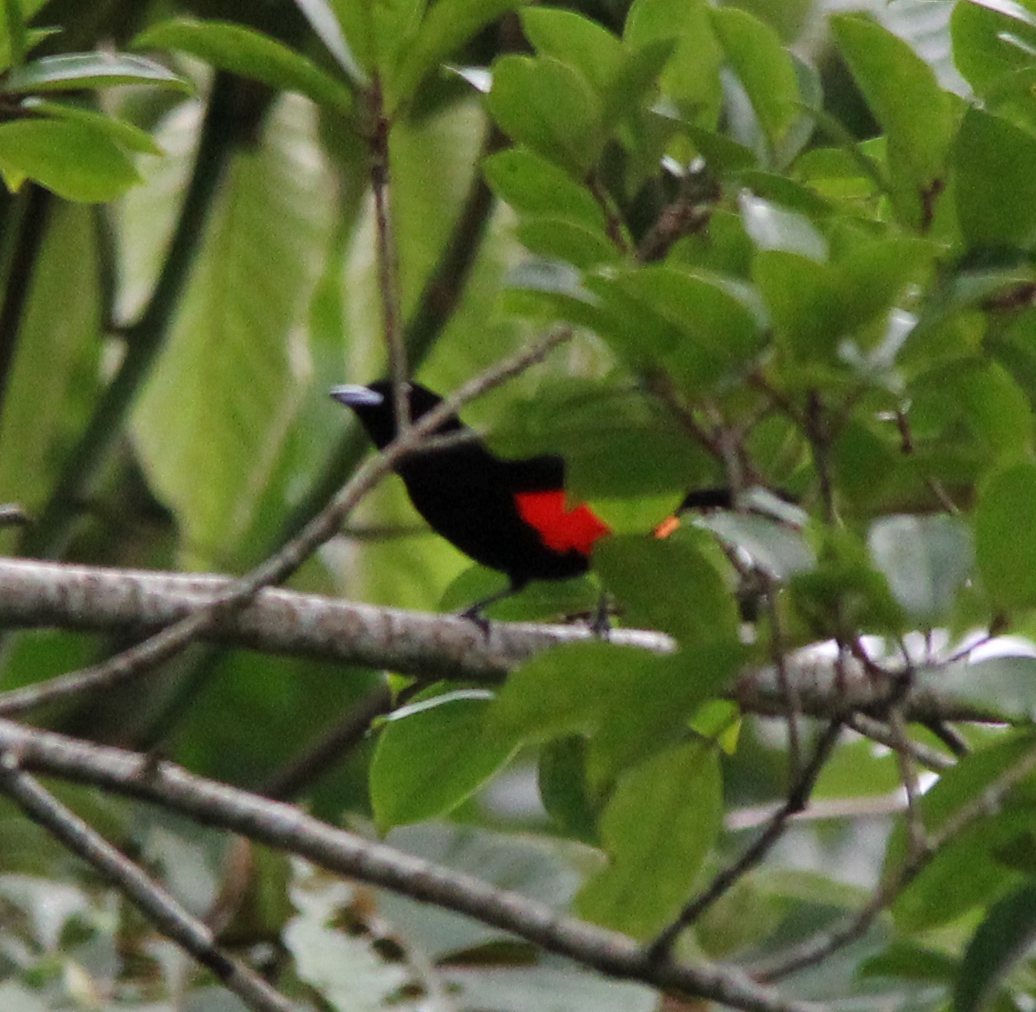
[0,750,294,1012]
[754,737,1036,982]
[845,714,954,772]
[0,329,574,715]
[0,719,817,1012]
[648,721,842,961]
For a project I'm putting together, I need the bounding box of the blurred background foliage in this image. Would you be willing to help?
[3,0,1036,1009]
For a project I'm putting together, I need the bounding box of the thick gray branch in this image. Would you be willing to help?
[0,557,1000,724]
[0,719,817,1012]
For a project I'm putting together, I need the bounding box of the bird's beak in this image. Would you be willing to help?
[330,384,384,407]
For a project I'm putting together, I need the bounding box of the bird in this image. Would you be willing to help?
[330,380,613,624]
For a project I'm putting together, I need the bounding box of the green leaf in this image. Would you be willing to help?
[624,0,722,127]
[1,0,26,70]
[515,216,619,269]
[832,14,952,227]
[538,736,600,841]
[134,19,355,114]
[975,461,1036,610]
[24,98,163,155]
[955,885,1036,1012]
[695,512,815,580]
[390,0,529,107]
[753,250,841,359]
[594,533,739,642]
[867,514,974,625]
[1,52,191,94]
[520,6,623,97]
[486,55,604,177]
[0,119,140,201]
[954,107,1036,249]
[370,686,519,831]
[709,6,800,155]
[575,740,721,937]
[482,147,606,231]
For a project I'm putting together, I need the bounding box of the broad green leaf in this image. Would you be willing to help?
[482,147,606,230]
[952,0,1036,109]
[131,97,336,569]
[859,941,959,984]
[515,217,620,269]
[594,266,765,394]
[24,98,162,155]
[486,55,604,177]
[1,52,191,94]
[832,14,952,227]
[370,686,519,831]
[390,0,531,107]
[576,740,722,937]
[954,107,1036,249]
[624,0,722,127]
[709,6,800,154]
[867,514,974,625]
[134,19,355,115]
[753,250,841,359]
[975,462,1036,610]
[695,512,815,580]
[521,7,623,97]
[0,119,139,201]
[954,885,1036,1012]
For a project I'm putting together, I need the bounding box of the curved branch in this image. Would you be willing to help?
[0,718,816,1012]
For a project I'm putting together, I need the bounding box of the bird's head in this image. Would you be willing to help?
[330,380,460,449]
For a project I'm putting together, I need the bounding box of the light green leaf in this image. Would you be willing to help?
[24,98,162,155]
[370,685,519,831]
[576,740,722,937]
[919,655,1036,724]
[521,6,623,97]
[515,216,620,269]
[134,18,355,115]
[296,0,370,86]
[2,52,191,93]
[0,119,140,201]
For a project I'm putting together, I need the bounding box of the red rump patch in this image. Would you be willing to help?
[514,491,612,556]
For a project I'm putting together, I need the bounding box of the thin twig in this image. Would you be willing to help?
[0,750,294,1012]
[845,714,954,772]
[768,586,802,787]
[648,720,843,961]
[888,706,927,859]
[0,330,574,715]
[754,737,1036,982]
[0,719,816,1012]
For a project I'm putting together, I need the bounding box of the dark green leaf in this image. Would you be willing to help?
[1,0,26,69]
[575,740,721,937]
[538,736,600,841]
[2,52,191,93]
[867,514,974,625]
[954,885,1036,1012]
[370,685,519,831]
[0,119,140,201]
[975,462,1036,610]
[954,107,1036,249]
[515,217,620,269]
[134,18,355,114]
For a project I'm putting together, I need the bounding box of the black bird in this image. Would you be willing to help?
[331,381,612,621]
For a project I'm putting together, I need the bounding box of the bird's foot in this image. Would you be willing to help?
[590,591,612,638]
[460,605,492,639]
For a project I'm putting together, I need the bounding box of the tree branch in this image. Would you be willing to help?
[0,718,817,1012]
[0,750,294,1012]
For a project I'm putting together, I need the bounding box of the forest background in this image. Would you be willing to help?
[0,1,1035,1011]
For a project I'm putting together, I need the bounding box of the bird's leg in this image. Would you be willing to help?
[460,578,526,637]
[591,590,611,637]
